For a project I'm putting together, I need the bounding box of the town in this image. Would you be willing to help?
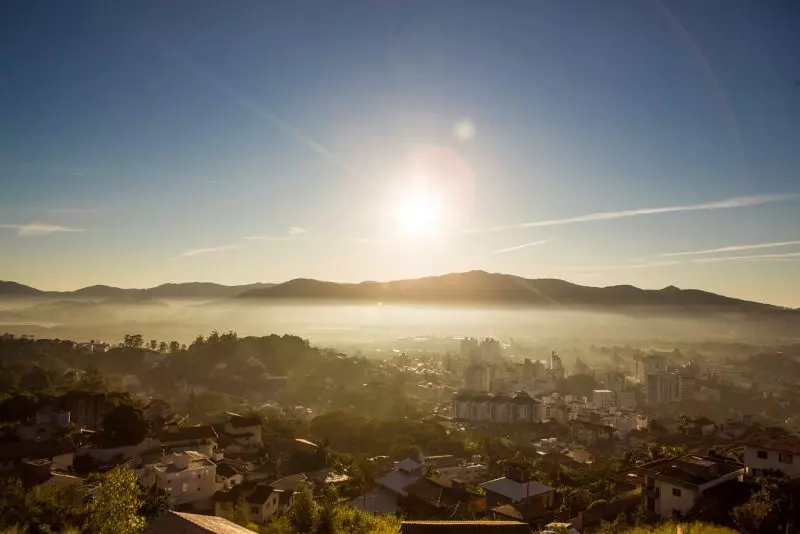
[0,331,798,533]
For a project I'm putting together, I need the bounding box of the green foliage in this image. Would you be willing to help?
[232,496,251,527]
[101,403,148,446]
[84,467,145,534]
[138,483,171,523]
[621,522,737,533]
[290,491,318,533]
[732,475,800,533]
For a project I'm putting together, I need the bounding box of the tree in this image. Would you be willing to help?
[84,467,145,534]
[733,489,772,534]
[149,339,158,351]
[678,413,690,434]
[124,334,144,349]
[389,442,421,461]
[168,341,180,354]
[289,491,318,533]
[231,496,250,527]
[102,403,148,446]
[20,366,52,391]
[138,483,171,523]
[79,365,106,391]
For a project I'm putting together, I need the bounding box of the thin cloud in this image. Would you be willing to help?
[466,194,799,233]
[566,261,680,272]
[177,244,240,258]
[492,239,550,255]
[288,227,308,236]
[691,251,800,263]
[242,235,288,241]
[660,239,800,257]
[0,222,84,236]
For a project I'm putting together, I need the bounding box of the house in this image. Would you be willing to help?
[216,460,246,489]
[568,420,615,445]
[633,455,744,519]
[0,440,75,472]
[423,454,488,483]
[687,417,717,437]
[400,520,531,533]
[400,477,485,519]
[452,391,541,424]
[742,435,800,478]
[144,399,173,427]
[159,425,218,457]
[219,412,263,449]
[245,484,283,525]
[146,511,254,534]
[480,466,555,514]
[137,451,218,509]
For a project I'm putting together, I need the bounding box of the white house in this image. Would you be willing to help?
[743,436,800,478]
[159,425,218,457]
[220,413,262,449]
[634,455,744,520]
[138,451,218,509]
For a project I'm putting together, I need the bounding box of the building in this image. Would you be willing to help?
[617,390,637,410]
[400,477,485,520]
[453,391,541,424]
[645,373,679,405]
[550,352,564,380]
[464,365,490,392]
[480,338,503,362]
[634,354,668,383]
[677,374,697,401]
[743,435,800,478]
[146,511,255,534]
[568,420,615,445]
[591,389,616,410]
[634,455,744,520]
[400,521,531,534]
[480,466,555,513]
[159,425,218,457]
[0,441,75,472]
[137,451,218,509]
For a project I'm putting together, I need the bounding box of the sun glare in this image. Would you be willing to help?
[394,190,442,239]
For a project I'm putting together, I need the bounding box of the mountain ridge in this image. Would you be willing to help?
[0,271,783,310]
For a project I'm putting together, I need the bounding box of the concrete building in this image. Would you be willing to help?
[464,365,490,392]
[646,373,679,405]
[617,390,637,410]
[635,455,744,520]
[138,451,218,509]
[453,391,541,424]
[635,354,668,384]
[591,389,616,410]
[743,436,800,478]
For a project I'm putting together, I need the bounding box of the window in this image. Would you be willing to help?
[757,450,768,459]
[672,488,681,497]
[779,453,794,464]
[181,482,188,493]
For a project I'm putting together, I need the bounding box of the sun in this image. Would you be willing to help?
[393,189,442,239]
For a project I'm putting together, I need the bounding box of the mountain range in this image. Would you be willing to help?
[0,271,786,312]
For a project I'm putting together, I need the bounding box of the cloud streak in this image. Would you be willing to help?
[691,251,800,263]
[0,222,84,236]
[243,227,308,241]
[177,244,240,258]
[660,239,800,257]
[467,194,798,233]
[288,227,308,236]
[492,240,550,254]
[567,261,680,272]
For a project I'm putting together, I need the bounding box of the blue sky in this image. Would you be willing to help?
[1,0,799,306]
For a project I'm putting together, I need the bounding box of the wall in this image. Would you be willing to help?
[744,446,800,478]
[655,481,697,519]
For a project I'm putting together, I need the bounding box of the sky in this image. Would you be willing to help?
[1,1,799,306]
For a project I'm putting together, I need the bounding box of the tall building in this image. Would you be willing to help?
[464,365,490,392]
[646,373,679,405]
[460,338,480,360]
[480,338,502,361]
[592,389,616,410]
[634,354,668,383]
[550,352,564,379]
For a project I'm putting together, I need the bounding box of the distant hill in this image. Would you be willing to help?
[0,272,780,311]
[0,281,42,296]
[235,270,778,311]
[0,281,273,299]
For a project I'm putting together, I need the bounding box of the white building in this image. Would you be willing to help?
[743,436,800,478]
[591,389,616,410]
[634,455,744,520]
[138,451,218,508]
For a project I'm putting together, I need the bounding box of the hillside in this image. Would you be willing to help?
[236,270,777,311]
[0,281,273,299]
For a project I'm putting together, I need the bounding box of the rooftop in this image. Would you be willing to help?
[400,521,531,534]
[744,435,800,454]
[145,510,255,534]
[480,477,553,502]
[633,455,743,489]
[159,425,217,442]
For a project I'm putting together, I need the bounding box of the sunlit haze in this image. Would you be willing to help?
[1,2,799,306]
